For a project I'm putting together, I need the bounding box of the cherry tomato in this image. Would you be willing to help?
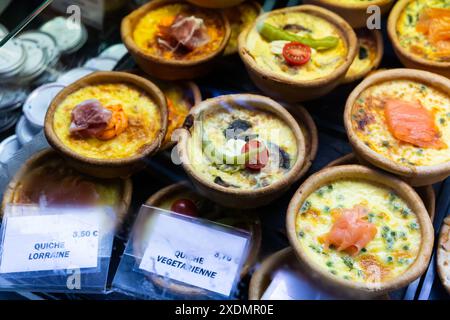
[170,199,198,217]
[241,140,269,171]
[282,42,311,66]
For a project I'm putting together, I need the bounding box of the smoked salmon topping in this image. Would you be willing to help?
[384,99,447,149]
[416,8,450,60]
[323,205,377,256]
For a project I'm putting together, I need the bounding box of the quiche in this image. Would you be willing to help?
[395,0,450,63]
[437,216,450,295]
[239,5,357,102]
[1,149,132,231]
[178,94,306,208]
[132,2,226,62]
[52,82,162,160]
[122,0,231,80]
[388,0,450,77]
[344,69,450,186]
[45,71,167,178]
[287,165,434,296]
[303,0,395,28]
[245,9,348,81]
[223,1,261,55]
[344,29,382,83]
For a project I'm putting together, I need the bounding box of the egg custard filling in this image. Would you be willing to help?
[53,83,161,160]
[396,0,450,62]
[245,11,347,81]
[187,104,298,190]
[351,79,450,166]
[11,154,122,208]
[133,3,226,61]
[157,82,194,147]
[223,1,260,55]
[296,179,422,283]
[346,29,378,79]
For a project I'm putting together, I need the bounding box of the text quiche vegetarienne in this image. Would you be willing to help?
[396,0,450,63]
[53,83,162,160]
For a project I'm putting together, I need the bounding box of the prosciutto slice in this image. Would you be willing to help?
[169,15,210,50]
[69,99,112,138]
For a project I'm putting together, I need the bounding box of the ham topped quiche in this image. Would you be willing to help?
[53,83,162,160]
[350,79,450,167]
[296,178,422,283]
[396,0,450,63]
[132,2,227,62]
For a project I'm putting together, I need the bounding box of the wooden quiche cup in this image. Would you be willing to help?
[437,215,450,295]
[121,0,231,80]
[388,0,450,78]
[284,104,319,179]
[44,71,168,179]
[0,148,133,231]
[286,165,434,298]
[342,28,384,84]
[223,1,262,56]
[177,94,307,209]
[238,5,358,102]
[304,0,395,28]
[248,247,389,300]
[186,0,246,9]
[326,153,436,221]
[136,181,262,297]
[344,69,450,187]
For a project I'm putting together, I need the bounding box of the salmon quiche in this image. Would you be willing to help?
[52,82,162,160]
[223,1,261,55]
[132,2,227,62]
[396,0,450,63]
[348,78,450,167]
[287,165,434,296]
[437,216,450,295]
[344,29,382,83]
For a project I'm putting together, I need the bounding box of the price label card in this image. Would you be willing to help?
[0,206,101,274]
[138,211,250,297]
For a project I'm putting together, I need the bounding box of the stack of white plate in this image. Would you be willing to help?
[0,135,20,164]
[40,17,88,55]
[0,86,27,136]
[16,82,65,145]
